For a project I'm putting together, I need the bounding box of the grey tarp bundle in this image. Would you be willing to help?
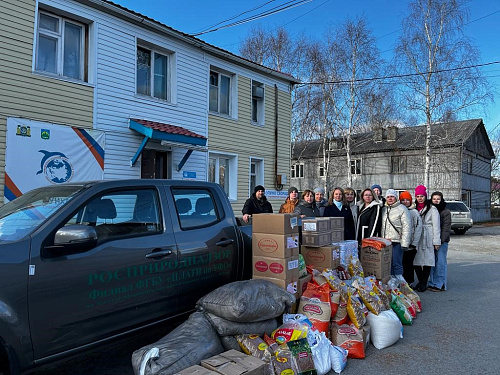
[205,312,279,336]
[131,312,223,375]
[196,279,296,322]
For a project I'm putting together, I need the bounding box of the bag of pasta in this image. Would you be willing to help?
[297,283,331,334]
[346,289,366,329]
[348,256,364,278]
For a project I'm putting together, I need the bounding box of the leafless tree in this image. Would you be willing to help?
[394,0,493,189]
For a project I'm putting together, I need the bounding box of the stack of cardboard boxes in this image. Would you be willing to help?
[251,213,300,297]
[300,217,344,271]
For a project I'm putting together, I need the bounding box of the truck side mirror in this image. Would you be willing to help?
[49,225,98,253]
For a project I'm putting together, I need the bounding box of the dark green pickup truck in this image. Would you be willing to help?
[0,180,251,374]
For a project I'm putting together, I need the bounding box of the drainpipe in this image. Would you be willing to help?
[274,84,282,190]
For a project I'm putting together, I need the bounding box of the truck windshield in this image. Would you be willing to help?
[0,185,85,242]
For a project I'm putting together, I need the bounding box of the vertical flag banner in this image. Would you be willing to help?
[4,118,105,202]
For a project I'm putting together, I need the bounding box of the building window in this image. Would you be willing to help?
[137,46,170,100]
[250,159,264,194]
[209,153,237,200]
[209,70,231,115]
[461,191,471,208]
[465,155,473,174]
[391,156,407,174]
[319,163,327,177]
[350,159,361,175]
[35,11,86,81]
[291,164,304,178]
[251,81,264,124]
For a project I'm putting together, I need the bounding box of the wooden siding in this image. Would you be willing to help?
[208,73,292,214]
[0,0,94,201]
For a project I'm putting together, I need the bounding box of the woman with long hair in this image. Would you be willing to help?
[356,187,382,243]
[323,187,356,240]
[428,191,451,291]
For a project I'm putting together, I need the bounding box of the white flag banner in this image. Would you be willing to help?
[4,118,105,202]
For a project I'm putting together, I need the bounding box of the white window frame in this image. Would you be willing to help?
[350,159,362,175]
[209,69,232,116]
[136,43,172,101]
[251,80,265,125]
[391,155,407,174]
[249,158,264,195]
[291,163,304,179]
[319,163,327,177]
[209,152,238,201]
[35,11,86,81]
[461,190,472,208]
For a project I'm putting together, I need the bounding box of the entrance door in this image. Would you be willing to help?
[142,149,171,179]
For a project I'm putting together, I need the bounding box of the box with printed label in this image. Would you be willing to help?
[360,238,392,280]
[301,217,330,233]
[252,233,299,258]
[252,275,298,296]
[301,245,340,269]
[297,274,312,297]
[252,213,299,235]
[302,231,331,247]
[201,349,267,375]
[252,255,299,280]
[332,240,359,266]
[176,365,220,375]
[328,217,344,230]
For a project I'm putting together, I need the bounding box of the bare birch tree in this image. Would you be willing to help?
[394,0,492,189]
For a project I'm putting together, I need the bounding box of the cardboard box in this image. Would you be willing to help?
[331,229,344,242]
[297,274,312,296]
[252,275,298,296]
[252,233,299,258]
[252,213,299,235]
[176,365,220,375]
[301,245,340,270]
[302,217,330,232]
[302,232,331,247]
[253,255,299,280]
[360,244,392,280]
[329,217,344,230]
[201,349,267,375]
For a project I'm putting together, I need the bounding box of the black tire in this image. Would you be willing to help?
[453,228,467,235]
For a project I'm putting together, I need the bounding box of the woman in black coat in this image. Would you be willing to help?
[356,187,382,243]
[294,189,320,217]
[323,187,356,240]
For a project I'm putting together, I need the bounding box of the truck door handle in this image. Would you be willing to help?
[216,239,234,247]
[145,249,173,259]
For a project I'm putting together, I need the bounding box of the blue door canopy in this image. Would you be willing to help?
[129,119,207,166]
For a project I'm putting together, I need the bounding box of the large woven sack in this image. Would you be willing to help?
[196,279,296,322]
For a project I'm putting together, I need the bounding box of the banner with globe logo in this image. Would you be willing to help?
[4,118,105,202]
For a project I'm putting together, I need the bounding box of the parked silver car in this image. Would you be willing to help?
[447,200,473,235]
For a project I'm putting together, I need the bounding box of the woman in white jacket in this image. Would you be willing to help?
[380,189,411,276]
[413,185,441,292]
[399,191,423,285]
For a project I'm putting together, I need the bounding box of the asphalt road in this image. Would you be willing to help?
[31,224,500,375]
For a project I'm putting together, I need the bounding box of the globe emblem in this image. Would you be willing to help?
[45,157,73,184]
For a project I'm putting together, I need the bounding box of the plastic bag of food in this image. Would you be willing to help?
[396,275,422,312]
[271,319,310,345]
[390,294,412,325]
[236,334,272,361]
[310,331,333,375]
[392,290,417,318]
[330,345,348,374]
[332,283,349,326]
[366,310,403,349]
[297,283,332,334]
[348,257,364,278]
[346,290,366,329]
[287,338,317,374]
[299,254,308,277]
[331,324,366,359]
[271,344,299,374]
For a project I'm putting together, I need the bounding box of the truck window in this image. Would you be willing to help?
[172,188,220,229]
[64,189,163,243]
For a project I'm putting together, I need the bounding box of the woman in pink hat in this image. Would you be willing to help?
[413,185,441,292]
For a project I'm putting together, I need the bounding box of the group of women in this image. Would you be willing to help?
[279,184,451,293]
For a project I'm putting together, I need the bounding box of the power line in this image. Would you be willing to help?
[297,60,500,86]
[191,0,312,36]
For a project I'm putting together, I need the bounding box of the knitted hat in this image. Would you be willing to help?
[314,187,325,195]
[399,191,413,204]
[288,186,298,194]
[385,188,397,198]
[415,185,427,196]
[371,184,382,195]
[254,185,265,193]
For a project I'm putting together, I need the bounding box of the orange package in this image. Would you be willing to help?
[297,283,331,333]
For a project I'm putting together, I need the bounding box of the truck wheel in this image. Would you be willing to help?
[453,229,467,235]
